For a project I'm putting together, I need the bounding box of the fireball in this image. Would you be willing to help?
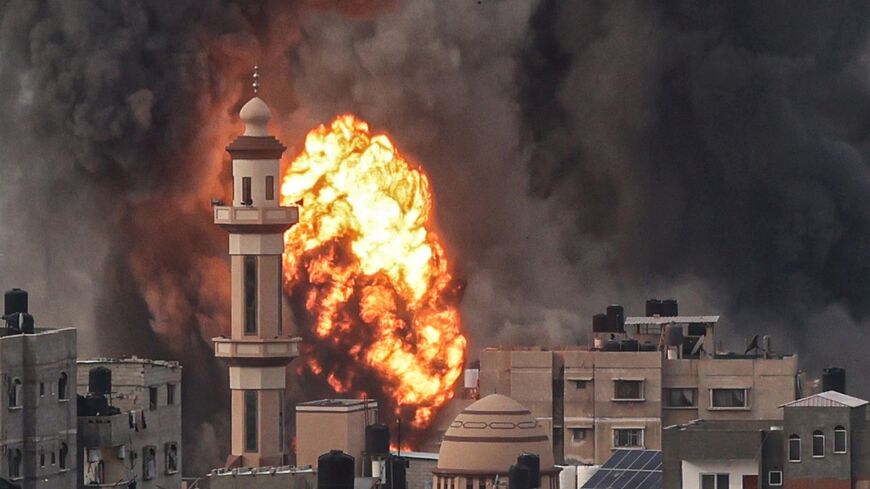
[280,114,466,429]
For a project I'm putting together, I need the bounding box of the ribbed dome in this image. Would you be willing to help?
[436,394,555,474]
[239,96,271,136]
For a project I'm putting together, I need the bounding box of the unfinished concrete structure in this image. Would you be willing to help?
[479,302,798,465]
[0,289,77,489]
[76,358,182,489]
[212,68,301,468]
[295,399,378,475]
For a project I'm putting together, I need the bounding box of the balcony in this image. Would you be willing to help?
[213,205,298,234]
[78,413,133,447]
[213,336,301,362]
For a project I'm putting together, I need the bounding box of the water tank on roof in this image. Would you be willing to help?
[606,305,625,333]
[640,342,657,352]
[666,325,684,346]
[517,453,540,489]
[4,288,28,316]
[318,450,354,489]
[88,367,112,397]
[661,299,678,317]
[603,340,621,352]
[592,313,608,333]
[365,423,390,456]
[620,339,639,352]
[509,463,531,489]
[822,367,846,394]
[5,312,34,334]
[645,299,661,317]
[385,455,409,489]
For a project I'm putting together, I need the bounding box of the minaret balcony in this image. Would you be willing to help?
[213,205,298,234]
[213,336,301,363]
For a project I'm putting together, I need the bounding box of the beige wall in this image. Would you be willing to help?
[295,404,376,476]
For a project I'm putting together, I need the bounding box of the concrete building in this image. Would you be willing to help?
[206,466,315,489]
[662,391,870,489]
[433,394,561,489]
[76,358,182,489]
[212,68,301,468]
[479,302,798,465]
[295,399,378,475]
[0,289,77,489]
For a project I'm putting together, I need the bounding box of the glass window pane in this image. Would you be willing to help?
[701,474,715,489]
[789,437,801,461]
[245,391,258,452]
[834,429,847,453]
[716,474,729,488]
[813,433,824,457]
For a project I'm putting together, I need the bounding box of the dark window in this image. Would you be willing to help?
[51,451,56,466]
[149,386,158,410]
[165,442,178,474]
[613,429,643,448]
[59,443,68,470]
[143,447,156,480]
[244,255,257,334]
[665,388,696,407]
[570,428,587,443]
[573,380,588,389]
[711,388,747,408]
[245,391,258,452]
[40,451,45,467]
[242,177,252,205]
[813,430,825,457]
[278,395,285,451]
[39,382,45,397]
[266,175,275,200]
[58,372,68,400]
[700,474,729,489]
[167,384,176,405]
[614,380,643,400]
[834,426,847,453]
[8,378,21,408]
[789,434,801,462]
[8,449,21,479]
[769,471,782,486]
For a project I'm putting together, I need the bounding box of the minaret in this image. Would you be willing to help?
[213,66,301,468]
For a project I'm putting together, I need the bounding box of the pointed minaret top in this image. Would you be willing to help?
[239,66,271,136]
[252,64,260,95]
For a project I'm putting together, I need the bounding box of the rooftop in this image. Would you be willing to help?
[625,315,720,325]
[664,418,781,432]
[78,356,181,369]
[781,390,869,409]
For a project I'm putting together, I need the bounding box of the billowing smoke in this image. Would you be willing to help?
[3,0,870,475]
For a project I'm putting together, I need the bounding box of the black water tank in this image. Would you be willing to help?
[645,299,661,317]
[640,342,657,352]
[385,456,409,489]
[4,288,27,316]
[508,463,531,489]
[606,304,625,333]
[822,367,846,394]
[592,313,608,333]
[620,339,639,352]
[5,312,34,334]
[88,367,112,396]
[517,453,540,489]
[318,450,355,489]
[85,395,109,416]
[603,340,621,352]
[666,325,684,346]
[687,323,707,336]
[661,299,678,317]
[365,423,390,456]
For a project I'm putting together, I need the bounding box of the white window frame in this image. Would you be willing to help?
[612,379,645,401]
[699,473,729,489]
[834,427,847,454]
[664,387,697,408]
[612,428,644,448]
[788,435,801,462]
[812,431,825,458]
[768,471,783,486]
[709,388,750,410]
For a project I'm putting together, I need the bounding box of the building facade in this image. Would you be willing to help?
[295,399,378,475]
[76,358,182,489]
[0,289,77,489]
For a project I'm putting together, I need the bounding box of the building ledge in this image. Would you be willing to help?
[213,336,301,362]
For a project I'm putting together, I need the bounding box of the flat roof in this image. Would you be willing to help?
[781,390,869,409]
[625,316,719,325]
[664,418,781,432]
[78,357,181,369]
[296,399,378,413]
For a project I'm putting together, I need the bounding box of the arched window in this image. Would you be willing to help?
[834,426,847,454]
[813,430,825,457]
[58,372,68,400]
[8,378,22,408]
[59,443,69,470]
[788,434,801,462]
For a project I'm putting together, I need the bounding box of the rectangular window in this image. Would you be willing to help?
[165,442,178,474]
[242,176,252,205]
[789,437,801,462]
[813,432,825,457]
[710,388,748,408]
[244,255,257,334]
[613,428,643,448]
[573,380,588,389]
[613,380,643,400]
[167,384,176,405]
[700,474,729,489]
[143,447,156,480]
[278,395,285,452]
[265,175,275,200]
[245,391,258,452]
[570,428,588,444]
[665,388,696,407]
[768,471,782,486]
[149,386,158,410]
[39,382,45,397]
[834,428,847,453]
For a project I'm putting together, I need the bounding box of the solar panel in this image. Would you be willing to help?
[581,450,662,489]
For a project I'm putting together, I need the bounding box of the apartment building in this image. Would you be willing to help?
[76,357,182,489]
[478,301,798,465]
[0,289,77,489]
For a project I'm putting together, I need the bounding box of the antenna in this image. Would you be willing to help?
[252,65,260,95]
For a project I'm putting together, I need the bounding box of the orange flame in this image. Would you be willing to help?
[280,114,467,429]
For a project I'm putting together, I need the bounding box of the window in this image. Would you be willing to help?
[8,449,21,479]
[51,451,56,466]
[700,474,729,489]
[244,255,257,334]
[813,430,825,457]
[710,388,748,408]
[613,380,643,400]
[278,395,285,452]
[165,442,178,474]
[143,446,156,480]
[768,471,782,486]
[570,428,588,443]
[613,428,643,448]
[245,390,258,452]
[40,451,45,467]
[149,386,158,410]
[167,384,176,405]
[665,388,696,407]
[788,434,801,462]
[834,426,847,454]
[58,372,68,400]
[242,176,252,205]
[39,382,45,397]
[573,380,588,389]
[59,443,69,470]
[265,175,275,200]
[8,378,21,408]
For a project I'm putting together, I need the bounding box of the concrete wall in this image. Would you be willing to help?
[405,456,437,489]
[295,403,377,476]
[783,406,853,483]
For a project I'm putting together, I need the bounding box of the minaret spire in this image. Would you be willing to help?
[252,64,260,95]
